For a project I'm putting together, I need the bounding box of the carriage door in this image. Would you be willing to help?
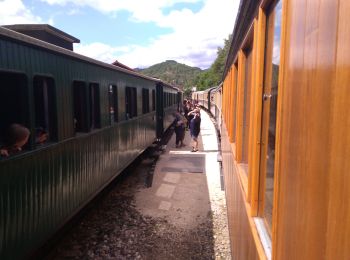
[155,83,164,139]
[258,0,282,234]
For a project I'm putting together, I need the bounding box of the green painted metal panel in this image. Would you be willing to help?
[0,115,156,258]
[0,33,162,258]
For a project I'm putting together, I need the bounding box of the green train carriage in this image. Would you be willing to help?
[0,26,180,259]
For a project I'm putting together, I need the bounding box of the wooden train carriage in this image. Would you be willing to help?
[192,89,205,108]
[195,87,215,111]
[0,26,166,259]
[208,84,222,133]
[221,0,350,259]
[196,90,206,108]
[192,85,222,131]
[191,90,200,104]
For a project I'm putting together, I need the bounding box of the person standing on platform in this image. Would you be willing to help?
[188,108,201,152]
[173,110,186,148]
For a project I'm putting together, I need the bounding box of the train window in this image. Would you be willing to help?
[260,0,282,233]
[109,85,118,124]
[89,83,101,130]
[125,87,137,119]
[73,81,89,133]
[152,89,156,111]
[142,88,150,114]
[0,71,30,154]
[33,76,57,145]
[241,47,253,170]
[232,63,238,142]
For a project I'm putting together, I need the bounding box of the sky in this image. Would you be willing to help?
[0,0,239,69]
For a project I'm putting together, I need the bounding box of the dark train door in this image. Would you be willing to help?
[156,83,164,139]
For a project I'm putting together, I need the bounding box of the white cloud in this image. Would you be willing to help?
[41,0,201,21]
[0,0,43,25]
[74,42,130,63]
[1,0,239,69]
[68,0,239,69]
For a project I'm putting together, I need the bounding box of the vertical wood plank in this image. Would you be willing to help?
[326,0,350,258]
[250,11,267,217]
[274,0,339,258]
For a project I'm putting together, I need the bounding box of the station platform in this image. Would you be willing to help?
[135,111,231,258]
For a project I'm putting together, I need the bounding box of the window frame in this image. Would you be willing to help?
[88,82,101,130]
[72,80,89,133]
[125,86,137,119]
[109,84,118,124]
[0,71,30,152]
[234,24,255,198]
[33,75,58,145]
[152,89,156,111]
[258,0,283,234]
[142,88,150,114]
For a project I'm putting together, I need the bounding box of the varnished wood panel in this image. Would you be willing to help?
[326,0,350,258]
[229,66,236,143]
[236,51,246,162]
[274,0,343,259]
[228,68,233,141]
[249,12,267,216]
[242,48,253,164]
[221,121,260,260]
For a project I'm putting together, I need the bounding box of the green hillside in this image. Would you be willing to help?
[136,60,203,90]
[136,34,232,97]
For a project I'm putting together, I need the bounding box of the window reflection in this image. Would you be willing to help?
[263,0,282,232]
[242,47,253,172]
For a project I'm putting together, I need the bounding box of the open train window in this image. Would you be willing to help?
[125,87,137,119]
[0,71,30,154]
[152,89,156,111]
[109,85,118,124]
[89,83,101,129]
[33,76,57,145]
[73,81,89,133]
[142,88,150,114]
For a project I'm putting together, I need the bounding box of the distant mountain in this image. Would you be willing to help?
[136,60,203,90]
